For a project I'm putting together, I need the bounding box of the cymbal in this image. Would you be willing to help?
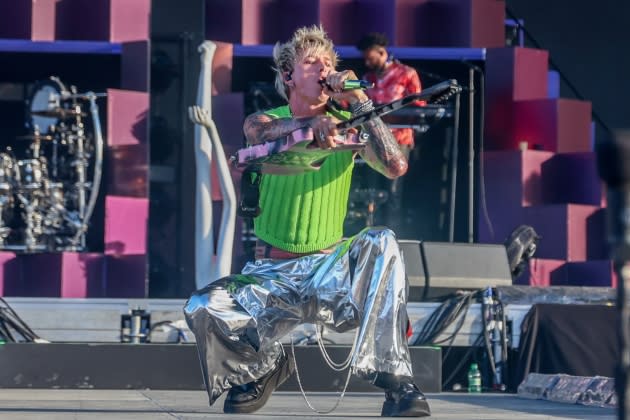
[31,108,86,119]
[15,134,54,141]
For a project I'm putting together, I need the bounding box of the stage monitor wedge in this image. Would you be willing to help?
[399,240,513,301]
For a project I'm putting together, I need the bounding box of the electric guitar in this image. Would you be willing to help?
[231,79,462,175]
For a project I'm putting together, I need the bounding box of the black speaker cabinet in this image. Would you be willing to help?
[399,240,513,301]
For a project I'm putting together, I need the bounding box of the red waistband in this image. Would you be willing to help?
[254,240,335,260]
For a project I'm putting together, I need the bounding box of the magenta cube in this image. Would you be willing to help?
[467,0,506,48]
[356,0,502,48]
[354,0,397,44]
[108,0,150,42]
[12,253,104,298]
[274,0,358,45]
[104,196,148,255]
[0,252,20,296]
[485,48,549,150]
[121,41,149,92]
[206,0,281,45]
[318,0,359,45]
[206,0,357,45]
[551,260,616,288]
[207,0,419,46]
[477,207,525,246]
[356,0,428,47]
[515,258,565,287]
[486,48,549,102]
[356,0,504,48]
[56,0,150,42]
[541,152,603,206]
[0,0,57,40]
[413,0,505,48]
[105,254,147,297]
[477,150,553,243]
[513,98,592,153]
[205,0,245,43]
[107,144,148,198]
[106,89,148,146]
[521,204,600,261]
[483,150,554,207]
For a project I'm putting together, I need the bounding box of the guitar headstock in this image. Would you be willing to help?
[427,80,462,104]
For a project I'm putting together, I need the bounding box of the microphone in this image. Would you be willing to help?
[318,79,374,90]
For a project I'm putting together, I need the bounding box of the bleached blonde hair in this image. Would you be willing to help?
[272,25,339,101]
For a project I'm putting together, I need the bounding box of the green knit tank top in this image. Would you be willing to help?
[254,105,354,253]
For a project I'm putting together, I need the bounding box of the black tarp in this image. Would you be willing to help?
[512,303,619,390]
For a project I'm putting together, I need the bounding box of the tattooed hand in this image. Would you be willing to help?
[359,117,408,179]
[321,70,369,105]
[309,115,340,149]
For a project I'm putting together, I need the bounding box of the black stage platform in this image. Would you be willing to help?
[0,343,442,393]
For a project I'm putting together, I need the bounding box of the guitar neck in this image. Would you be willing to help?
[336,79,461,131]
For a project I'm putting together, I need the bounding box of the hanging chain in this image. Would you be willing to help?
[287,324,360,414]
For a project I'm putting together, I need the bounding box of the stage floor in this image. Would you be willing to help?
[0,390,614,419]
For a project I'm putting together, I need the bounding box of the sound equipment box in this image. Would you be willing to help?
[398,240,513,301]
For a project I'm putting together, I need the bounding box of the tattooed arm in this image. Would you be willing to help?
[243,112,312,146]
[358,116,408,179]
[321,70,408,179]
[243,111,343,150]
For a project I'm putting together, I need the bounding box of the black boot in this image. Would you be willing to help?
[374,373,431,417]
[223,350,294,414]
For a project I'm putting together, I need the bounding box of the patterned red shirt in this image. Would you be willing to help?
[363,61,424,147]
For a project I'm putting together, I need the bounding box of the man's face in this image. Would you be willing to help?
[363,46,387,72]
[289,50,335,104]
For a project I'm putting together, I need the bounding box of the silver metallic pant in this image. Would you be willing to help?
[184,227,412,405]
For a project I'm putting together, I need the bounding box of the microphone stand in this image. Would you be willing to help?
[422,63,479,243]
[467,66,474,243]
[448,92,461,243]
[461,60,484,243]
[416,67,470,243]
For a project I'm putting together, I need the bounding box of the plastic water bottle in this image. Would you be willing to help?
[468,363,482,393]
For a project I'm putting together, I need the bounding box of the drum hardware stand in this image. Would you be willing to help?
[0,228,9,246]
[47,125,59,179]
[69,91,105,250]
[0,202,9,247]
[68,88,87,231]
[16,193,45,252]
[0,154,13,247]
[30,128,42,159]
[71,117,87,248]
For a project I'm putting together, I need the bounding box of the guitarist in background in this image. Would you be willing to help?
[185,25,431,417]
[357,32,424,233]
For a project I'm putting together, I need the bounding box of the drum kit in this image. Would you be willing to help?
[0,77,105,252]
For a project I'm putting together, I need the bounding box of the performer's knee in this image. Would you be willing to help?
[184,282,228,318]
[184,274,253,319]
[358,226,397,242]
